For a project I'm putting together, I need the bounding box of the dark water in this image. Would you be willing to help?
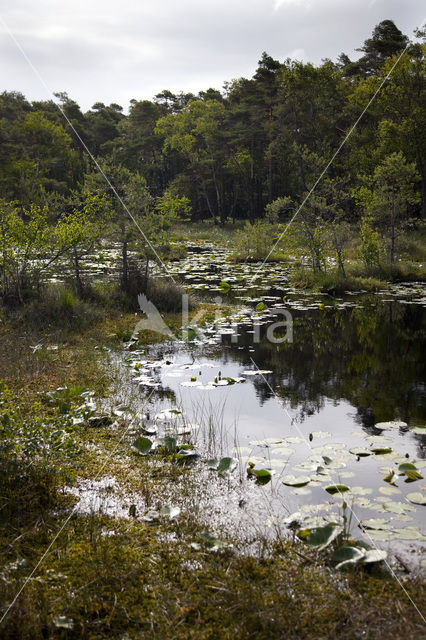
[132,294,426,556]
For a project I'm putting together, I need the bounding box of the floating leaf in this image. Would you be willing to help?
[256,301,266,312]
[362,549,387,564]
[282,475,311,487]
[371,447,393,455]
[384,471,395,484]
[254,469,273,485]
[410,425,426,435]
[374,421,407,431]
[361,518,392,531]
[325,485,350,495]
[379,486,401,496]
[404,470,423,482]
[349,448,371,457]
[406,492,426,505]
[398,463,417,472]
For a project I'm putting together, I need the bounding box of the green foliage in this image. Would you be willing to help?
[153,189,191,244]
[359,216,381,269]
[265,196,292,223]
[0,380,79,471]
[0,194,111,303]
[234,220,277,261]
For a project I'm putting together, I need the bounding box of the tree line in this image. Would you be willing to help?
[0,19,424,301]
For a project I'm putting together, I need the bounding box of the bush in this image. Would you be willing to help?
[12,283,102,330]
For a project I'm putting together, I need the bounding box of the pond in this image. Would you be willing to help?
[123,278,426,563]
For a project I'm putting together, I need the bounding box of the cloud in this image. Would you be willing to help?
[0,0,424,111]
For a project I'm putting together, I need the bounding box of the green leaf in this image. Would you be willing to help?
[349,448,371,457]
[163,436,177,452]
[304,524,342,551]
[325,484,350,495]
[404,470,423,482]
[256,301,266,312]
[371,447,393,455]
[131,436,153,455]
[282,475,311,487]
[398,463,417,472]
[406,492,426,505]
[217,457,238,473]
[383,471,395,484]
[362,549,387,564]
[331,545,365,569]
[410,425,426,435]
[175,449,199,463]
[374,421,407,430]
[254,469,272,485]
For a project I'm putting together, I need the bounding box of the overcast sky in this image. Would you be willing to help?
[0,0,424,112]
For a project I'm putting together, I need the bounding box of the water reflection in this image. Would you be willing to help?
[220,299,426,429]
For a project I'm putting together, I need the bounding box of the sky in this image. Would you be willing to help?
[0,0,424,112]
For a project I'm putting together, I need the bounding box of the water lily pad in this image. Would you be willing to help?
[379,486,401,495]
[366,530,393,541]
[347,486,372,496]
[325,485,350,495]
[380,501,415,514]
[398,462,417,472]
[311,431,331,439]
[254,469,273,485]
[361,518,392,531]
[410,425,426,435]
[406,492,426,505]
[362,549,387,564]
[349,448,371,457]
[282,475,311,487]
[371,447,393,455]
[374,420,407,430]
[404,470,423,482]
[271,446,295,456]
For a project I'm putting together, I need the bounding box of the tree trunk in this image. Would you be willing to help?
[73,247,84,297]
[122,239,128,290]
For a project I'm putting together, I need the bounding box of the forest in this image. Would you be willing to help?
[0,19,425,306]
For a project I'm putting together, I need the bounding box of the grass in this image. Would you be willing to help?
[289,259,426,294]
